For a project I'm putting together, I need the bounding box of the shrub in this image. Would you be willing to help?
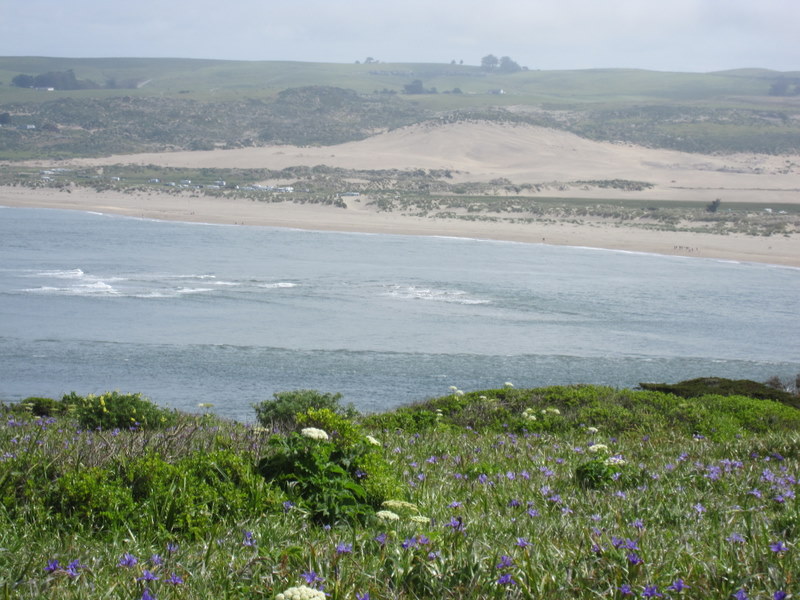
[296,407,363,447]
[19,396,62,417]
[639,377,799,408]
[253,390,356,431]
[48,467,135,531]
[123,449,282,538]
[256,423,402,525]
[69,391,177,430]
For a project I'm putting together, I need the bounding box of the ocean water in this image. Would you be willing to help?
[1,206,798,422]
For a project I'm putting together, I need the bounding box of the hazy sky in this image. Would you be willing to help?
[2,0,797,72]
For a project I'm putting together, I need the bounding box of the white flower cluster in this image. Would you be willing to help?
[541,407,561,416]
[409,515,430,524]
[365,435,381,446]
[586,426,599,434]
[375,510,400,521]
[449,385,465,396]
[587,443,609,454]
[275,585,326,600]
[604,455,627,466]
[381,500,419,514]
[300,427,329,441]
[522,408,537,421]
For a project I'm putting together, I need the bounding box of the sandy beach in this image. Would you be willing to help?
[4,122,799,267]
[3,184,799,268]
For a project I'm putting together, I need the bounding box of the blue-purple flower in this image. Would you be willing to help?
[497,573,516,586]
[667,579,689,592]
[118,553,138,568]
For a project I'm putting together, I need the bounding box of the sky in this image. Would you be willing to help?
[1,0,797,72]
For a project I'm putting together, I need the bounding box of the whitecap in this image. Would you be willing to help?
[383,285,490,305]
[259,282,298,289]
[34,268,85,279]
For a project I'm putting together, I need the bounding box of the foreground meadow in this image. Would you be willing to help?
[1,384,798,599]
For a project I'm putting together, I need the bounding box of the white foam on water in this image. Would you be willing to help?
[383,284,490,305]
[259,282,298,289]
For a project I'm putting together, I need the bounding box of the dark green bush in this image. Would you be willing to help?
[70,391,177,430]
[257,425,400,525]
[48,467,135,531]
[20,397,62,417]
[253,389,356,431]
[123,449,282,538]
[639,377,799,408]
[361,407,439,433]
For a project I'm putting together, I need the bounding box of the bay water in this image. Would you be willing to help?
[1,206,798,422]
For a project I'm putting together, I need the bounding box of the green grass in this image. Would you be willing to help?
[1,383,799,599]
[2,58,799,158]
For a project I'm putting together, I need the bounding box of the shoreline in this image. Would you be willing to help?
[2,185,799,268]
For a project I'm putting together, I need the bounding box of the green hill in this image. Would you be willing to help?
[1,57,799,158]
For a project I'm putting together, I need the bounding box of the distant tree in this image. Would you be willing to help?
[364,57,377,64]
[706,198,721,213]
[769,78,790,96]
[403,79,425,94]
[481,54,499,71]
[0,112,10,125]
[499,56,522,73]
[11,74,34,88]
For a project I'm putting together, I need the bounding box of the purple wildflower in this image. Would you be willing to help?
[356,594,371,600]
[627,552,644,565]
[774,592,787,600]
[401,537,417,549]
[63,560,85,577]
[515,537,530,548]
[283,500,295,512]
[302,571,324,585]
[374,533,388,546]
[497,573,517,586]
[726,532,746,544]
[166,542,179,554]
[149,554,163,566]
[141,589,156,600]
[166,573,184,585]
[242,531,256,547]
[769,541,788,553]
[335,542,353,555]
[496,555,514,569]
[732,590,748,600]
[118,553,138,568]
[667,579,689,592]
[137,570,160,582]
[44,559,61,573]
[618,583,634,595]
[642,585,663,598]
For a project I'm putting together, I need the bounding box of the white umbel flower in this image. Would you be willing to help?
[365,435,381,446]
[376,510,400,521]
[275,585,326,600]
[587,443,609,454]
[300,427,329,441]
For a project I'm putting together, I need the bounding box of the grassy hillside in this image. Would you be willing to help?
[1,57,800,158]
[1,383,799,599]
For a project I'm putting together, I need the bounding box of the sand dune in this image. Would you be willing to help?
[6,121,799,267]
[69,121,800,203]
